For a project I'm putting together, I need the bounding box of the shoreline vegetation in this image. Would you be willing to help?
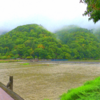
[0,58,100,62]
[0,59,100,63]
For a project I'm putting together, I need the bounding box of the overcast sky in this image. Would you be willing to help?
[0,0,100,32]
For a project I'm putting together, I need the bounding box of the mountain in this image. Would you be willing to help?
[55,25,100,59]
[0,24,99,60]
[55,25,90,34]
[0,24,70,59]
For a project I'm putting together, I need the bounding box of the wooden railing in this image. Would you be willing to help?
[0,76,24,100]
[7,76,13,90]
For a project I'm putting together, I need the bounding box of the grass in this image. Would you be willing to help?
[60,77,100,100]
[0,59,20,63]
[20,63,30,65]
[19,63,50,67]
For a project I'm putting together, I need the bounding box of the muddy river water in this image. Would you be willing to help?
[0,61,100,100]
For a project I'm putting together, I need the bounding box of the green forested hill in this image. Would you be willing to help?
[55,25,100,59]
[55,25,91,44]
[0,24,100,59]
[0,24,71,59]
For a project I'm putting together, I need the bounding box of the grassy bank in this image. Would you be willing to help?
[60,77,100,100]
[0,59,100,63]
[68,59,100,62]
[0,59,21,63]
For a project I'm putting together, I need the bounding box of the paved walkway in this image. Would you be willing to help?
[0,88,14,100]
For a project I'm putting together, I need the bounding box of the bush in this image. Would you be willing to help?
[0,56,8,59]
[26,56,33,59]
[60,77,100,100]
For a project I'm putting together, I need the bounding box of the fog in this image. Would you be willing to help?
[0,0,100,33]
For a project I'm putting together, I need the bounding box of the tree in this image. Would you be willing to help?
[34,48,47,59]
[80,0,100,23]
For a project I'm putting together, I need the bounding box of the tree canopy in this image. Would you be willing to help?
[0,24,99,60]
[80,0,100,23]
[55,25,100,59]
[0,24,71,59]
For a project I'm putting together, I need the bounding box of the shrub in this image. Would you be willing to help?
[60,77,100,100]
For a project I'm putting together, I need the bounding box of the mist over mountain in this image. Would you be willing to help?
[0,30,9,35]
[91,27,100,41]
[55,25,91,33]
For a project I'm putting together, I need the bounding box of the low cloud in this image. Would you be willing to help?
[0,0,100,33]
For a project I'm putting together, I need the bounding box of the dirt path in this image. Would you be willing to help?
[0,62,100,100]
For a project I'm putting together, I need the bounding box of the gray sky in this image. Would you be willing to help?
[1,0,100,32]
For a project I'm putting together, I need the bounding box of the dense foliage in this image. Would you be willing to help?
[0,24,99,59]
[0,24,70,59]
[60,77,100,100]
[80,0,100,23]
[55,25,100,59]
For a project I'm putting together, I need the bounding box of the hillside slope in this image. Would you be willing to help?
[0,24,70,59]
[55,25,100,59]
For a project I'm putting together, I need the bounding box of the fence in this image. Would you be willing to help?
[0,76,24,100]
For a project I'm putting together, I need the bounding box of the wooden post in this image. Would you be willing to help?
[7,76,13,91]
[0,81,24,100]
[10,76,13,90]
